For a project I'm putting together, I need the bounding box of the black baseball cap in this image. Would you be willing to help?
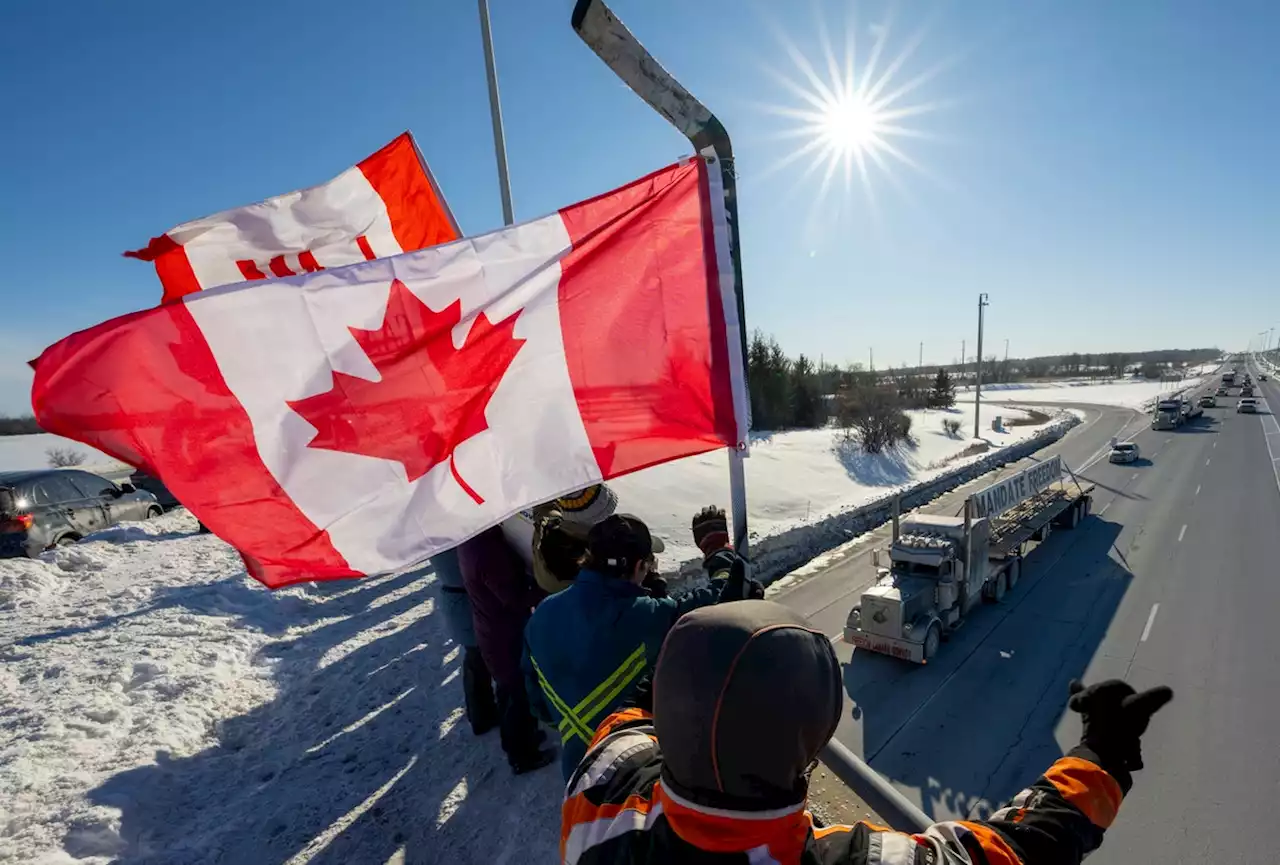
[586,513,665,571]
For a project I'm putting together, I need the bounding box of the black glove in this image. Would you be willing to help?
[706,549,764,601]
[691,506,730,556]
[1068,679,1172,788]
[642,573,669,599]
[621,672,654,713]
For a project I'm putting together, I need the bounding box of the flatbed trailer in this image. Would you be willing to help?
[845,457,1094,663]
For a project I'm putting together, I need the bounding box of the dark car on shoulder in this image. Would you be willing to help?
[0,469,162,558]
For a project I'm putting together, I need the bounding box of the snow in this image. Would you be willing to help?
[1,510,563,865]
[983,376,1211,410]
[609,401,1055,567]
[0,395,1073,865]
[0,434,128,476]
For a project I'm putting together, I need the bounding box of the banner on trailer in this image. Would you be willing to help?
[970,455,1063,519]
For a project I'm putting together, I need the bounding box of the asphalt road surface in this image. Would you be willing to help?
[777,371,1280,864]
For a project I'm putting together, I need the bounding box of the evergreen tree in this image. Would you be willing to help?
[790,354,820,428]
[929,367,956,408]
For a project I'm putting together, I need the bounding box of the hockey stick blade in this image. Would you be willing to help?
[571,0,727,153]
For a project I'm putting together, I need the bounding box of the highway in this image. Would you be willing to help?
[776,367,1280,863]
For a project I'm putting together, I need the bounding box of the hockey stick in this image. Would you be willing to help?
[570,0,752,555]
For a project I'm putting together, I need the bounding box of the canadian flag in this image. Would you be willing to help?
[123,133,459,303]
[33,159,748,588]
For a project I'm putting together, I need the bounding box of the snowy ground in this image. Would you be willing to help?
[609,401,1052,567]
[0,398,1070,865]
[983,375,1212,411]
[1,510,561,865]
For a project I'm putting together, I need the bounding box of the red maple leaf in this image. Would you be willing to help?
[287,279,524,503]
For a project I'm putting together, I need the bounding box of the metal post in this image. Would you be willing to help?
[973,293,989,439]
[477,0,515,226]
[919,341,923,375]
[961,339,966,382]
[819,740,931,833]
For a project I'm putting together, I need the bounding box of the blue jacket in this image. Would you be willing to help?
[523,568,728,780]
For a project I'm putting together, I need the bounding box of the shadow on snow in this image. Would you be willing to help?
[78,562,560,865]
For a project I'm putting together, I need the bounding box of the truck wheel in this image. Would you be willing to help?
[1038,522,1052,542]
[924,624,941,661]
[1008,559,1021,589]
[1068,503,1080,529]
[993,572,1008,603]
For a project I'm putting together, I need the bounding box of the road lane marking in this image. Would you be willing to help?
[1261,413,1280,497]
[1131,472,1139,480]
[828,633,843,644]
[1141,604,1160,642]
[1195,485,1201,496]
[1098,501,1111,515]
[1206,458,1211,466]
[1213,441,1217,449]
[1178,524,1187,542]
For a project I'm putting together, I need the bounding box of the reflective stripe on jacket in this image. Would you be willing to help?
[561,710,1126,865]
[523,568,728,780]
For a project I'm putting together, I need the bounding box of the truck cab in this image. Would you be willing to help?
[1152,399,1183,430]
[846,514,990,662]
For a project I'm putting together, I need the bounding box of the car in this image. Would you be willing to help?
[1109,442,1141,464]
[1217,386,1230,396]
[0,469,161,558]
[1241,386,1254,398]
[1262,374,1270,382]
[1200,395,1216,407]
[1238,398,1258,414]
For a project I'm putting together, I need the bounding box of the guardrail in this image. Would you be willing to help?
[819,740,931,833]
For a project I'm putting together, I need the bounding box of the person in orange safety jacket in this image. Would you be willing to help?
[561,599,1172,865]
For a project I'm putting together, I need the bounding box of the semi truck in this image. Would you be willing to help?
[1223,371,1236,386]
[1152,398,1183,430]
[844,455,1094,663]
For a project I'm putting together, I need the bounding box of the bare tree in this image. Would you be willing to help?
[46,447,87,468]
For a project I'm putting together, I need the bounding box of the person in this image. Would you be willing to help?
[561,600,1173,865]
[529,484,619,595]
[434,546,498,736]
[458,527,556,775]
[523,507,762,781]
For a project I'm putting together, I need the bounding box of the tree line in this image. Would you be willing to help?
[0,415,41,436]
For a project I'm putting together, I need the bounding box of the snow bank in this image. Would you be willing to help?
[0,511,561,864]
[0,434,127,476]
[610,402,1050,567]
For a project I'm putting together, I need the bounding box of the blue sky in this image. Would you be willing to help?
[1,0,1277,414]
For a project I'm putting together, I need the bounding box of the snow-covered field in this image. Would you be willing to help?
[984,375,1211,411]
[0,398,1069,865]
[1,510,562,865]
[605,401,1049,566]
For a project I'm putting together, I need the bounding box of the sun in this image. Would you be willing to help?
[819,93,884,157]
[755,7,953,212]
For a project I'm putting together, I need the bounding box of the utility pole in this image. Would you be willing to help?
[974,293,990,438]
[1004,338,1009,363]
[478,0,515,226]
[961,339,966,381]
[919,342,924,375]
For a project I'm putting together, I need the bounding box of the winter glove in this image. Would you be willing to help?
[691,505,731,556]
[707,549,765,601]
[642,573,669,599]
[1068,678,1173,790]
[621,672,655,713]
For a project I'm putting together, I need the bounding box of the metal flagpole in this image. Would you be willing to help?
[477,0,515,226]
[973,293,989,439]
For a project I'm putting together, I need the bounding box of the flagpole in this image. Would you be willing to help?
[477,0,515,226]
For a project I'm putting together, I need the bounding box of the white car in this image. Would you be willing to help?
[1237,398,1258,414]
[1109,442,1140,463]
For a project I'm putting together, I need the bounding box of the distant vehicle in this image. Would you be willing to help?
[1182,399,1204,421]
[845,457,1093,662]
[1216,386,1230,396]
[1223,372,1236,386]
[1237,399,1258,414]
[0,469,161,558]
[1241,386,1254,398]
[1262,374,1270,382]
[1109,442,1141,464]
[1199,395,1216,407]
